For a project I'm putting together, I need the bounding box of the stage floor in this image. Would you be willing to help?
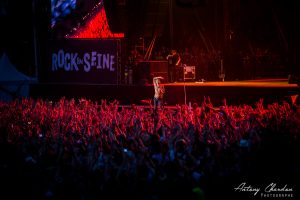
[163,79,298,88]
[30,79,299,106]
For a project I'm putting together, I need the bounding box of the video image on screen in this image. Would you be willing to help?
[51,0,77,28]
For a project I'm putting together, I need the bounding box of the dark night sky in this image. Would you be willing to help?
[1,1,299,45]
[0,0,299,75]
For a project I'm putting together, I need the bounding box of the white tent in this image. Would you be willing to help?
[0,53,36,101]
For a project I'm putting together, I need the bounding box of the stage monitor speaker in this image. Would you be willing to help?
[183,66,196,81]
[134,61,168,85]
[148,61,168,73]
[288,74,300,86]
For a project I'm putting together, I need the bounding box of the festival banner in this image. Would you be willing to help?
[47,39,119,84]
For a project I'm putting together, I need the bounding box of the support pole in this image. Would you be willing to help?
[168,0,173,49]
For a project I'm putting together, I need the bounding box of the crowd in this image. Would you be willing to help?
[0,97,299,200]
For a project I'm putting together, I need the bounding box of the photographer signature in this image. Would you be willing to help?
[234,182,293,196]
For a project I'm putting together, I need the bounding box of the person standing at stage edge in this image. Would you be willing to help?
[167,49,181,82]
[153,76,165,113]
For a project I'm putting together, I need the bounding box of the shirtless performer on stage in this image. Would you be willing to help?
[153,76,165,113]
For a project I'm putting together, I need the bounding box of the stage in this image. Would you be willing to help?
[30,79,299,106]
[164,78,298,88]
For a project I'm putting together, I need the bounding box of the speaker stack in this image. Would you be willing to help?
[133,61,168,85]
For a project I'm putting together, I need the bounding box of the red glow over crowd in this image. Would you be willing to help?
[0,97,299,199]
